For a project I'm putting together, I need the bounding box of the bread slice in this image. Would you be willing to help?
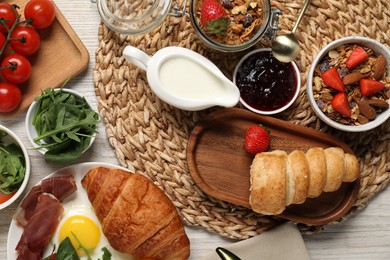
[306,147,327,198]
[323,147,345,192]
[286,150,310,205]
[250,150,287,215]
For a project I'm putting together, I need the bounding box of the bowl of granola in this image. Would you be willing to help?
[307,36,390,132]
[190,0,274,52]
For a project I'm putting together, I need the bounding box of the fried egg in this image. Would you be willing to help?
[50,193,132,259]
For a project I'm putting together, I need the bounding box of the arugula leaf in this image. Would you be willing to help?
[55,237,80,260]
[0,132,26,194]
[100,247,112,260]
[32,88,99,163]
[44,235,112,260]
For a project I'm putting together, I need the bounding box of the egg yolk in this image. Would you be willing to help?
[59,215,101,256]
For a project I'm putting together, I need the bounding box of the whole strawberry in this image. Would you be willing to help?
[200,0,230,35]
[244,125,270,155]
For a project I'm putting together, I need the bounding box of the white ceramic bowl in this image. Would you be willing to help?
[0,125,30,210]
[233,48,301,115]
[25,88,98,159]
[306,36,390,132]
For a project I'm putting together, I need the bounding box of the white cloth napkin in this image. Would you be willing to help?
[201,222,310,260]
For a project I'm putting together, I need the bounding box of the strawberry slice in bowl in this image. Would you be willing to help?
[346,46,369,70]
[360,79,385,97]
[321,67,345,92]
[331,92,351,118]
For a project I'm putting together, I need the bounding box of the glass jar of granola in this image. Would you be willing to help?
[189,0,280,52]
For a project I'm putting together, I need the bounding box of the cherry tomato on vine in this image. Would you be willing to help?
[0,82,22,113]
[24,0,56,29]
[0,32,5,51]
[0,54,32,84]
[0,3,17,34]
[10,26,40,56]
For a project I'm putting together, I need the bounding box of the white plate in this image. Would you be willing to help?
[7,162,134,260]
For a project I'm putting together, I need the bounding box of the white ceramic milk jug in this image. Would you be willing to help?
[123,46,240,111]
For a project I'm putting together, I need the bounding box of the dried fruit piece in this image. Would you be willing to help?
[373,55,387,80]
[321,67,345,92]
[343,72,363,85]
[346,46,369,69]
[331,92,351,117]
[357,100,376,120]
[360,79,385,96]
[221,0,234,9]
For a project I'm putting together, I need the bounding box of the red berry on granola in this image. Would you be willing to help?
[200,0,230,35]
[321,67,345,92]
[346,46,369,69]
[331,92,351,117]
[360,79,385,97]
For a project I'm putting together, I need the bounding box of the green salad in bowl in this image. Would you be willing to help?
[26,88,100,163]
[0,125,30,209]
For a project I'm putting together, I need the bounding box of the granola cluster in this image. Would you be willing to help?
[197,0,263,45]
[313,44,390,126]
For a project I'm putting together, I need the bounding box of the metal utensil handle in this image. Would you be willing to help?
[216,247,241,260]
[169,0,188,17]
[292,0,312,33]
[264,9,282,41]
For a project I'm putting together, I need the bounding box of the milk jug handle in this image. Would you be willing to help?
[123,46,150,71]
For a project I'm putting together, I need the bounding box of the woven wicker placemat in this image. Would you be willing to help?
[93,0,390,239]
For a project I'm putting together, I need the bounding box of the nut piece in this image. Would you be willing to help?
[343,72,363,85]
[357,115,369,124]
[368,99,389,108]
[328,50,340,59]
[373,55,387,80]
[357,100,377,120]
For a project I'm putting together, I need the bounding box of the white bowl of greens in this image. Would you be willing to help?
[0,125,30,210]
[26,88,100,164]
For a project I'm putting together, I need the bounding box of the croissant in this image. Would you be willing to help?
[81,167,190,260]
[249,147,360,215]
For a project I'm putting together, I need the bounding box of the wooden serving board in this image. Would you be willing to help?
[187,108,360,226]
[1,0,89,117]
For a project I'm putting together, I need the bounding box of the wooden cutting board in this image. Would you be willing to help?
[1,0,89,117]
[186,108,360,226]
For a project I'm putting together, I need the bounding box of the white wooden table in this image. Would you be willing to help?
[1,1,390,259]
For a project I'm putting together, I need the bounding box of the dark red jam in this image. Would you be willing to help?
[235,51,298,111]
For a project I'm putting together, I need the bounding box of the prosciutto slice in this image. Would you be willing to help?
[13,186,43,227]
[41,175,77,202]
[16,193,64,260]
[13,175,77,227]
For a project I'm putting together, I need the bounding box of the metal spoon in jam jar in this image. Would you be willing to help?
[271,0,312,63]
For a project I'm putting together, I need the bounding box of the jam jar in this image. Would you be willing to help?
[233,48,301,114]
